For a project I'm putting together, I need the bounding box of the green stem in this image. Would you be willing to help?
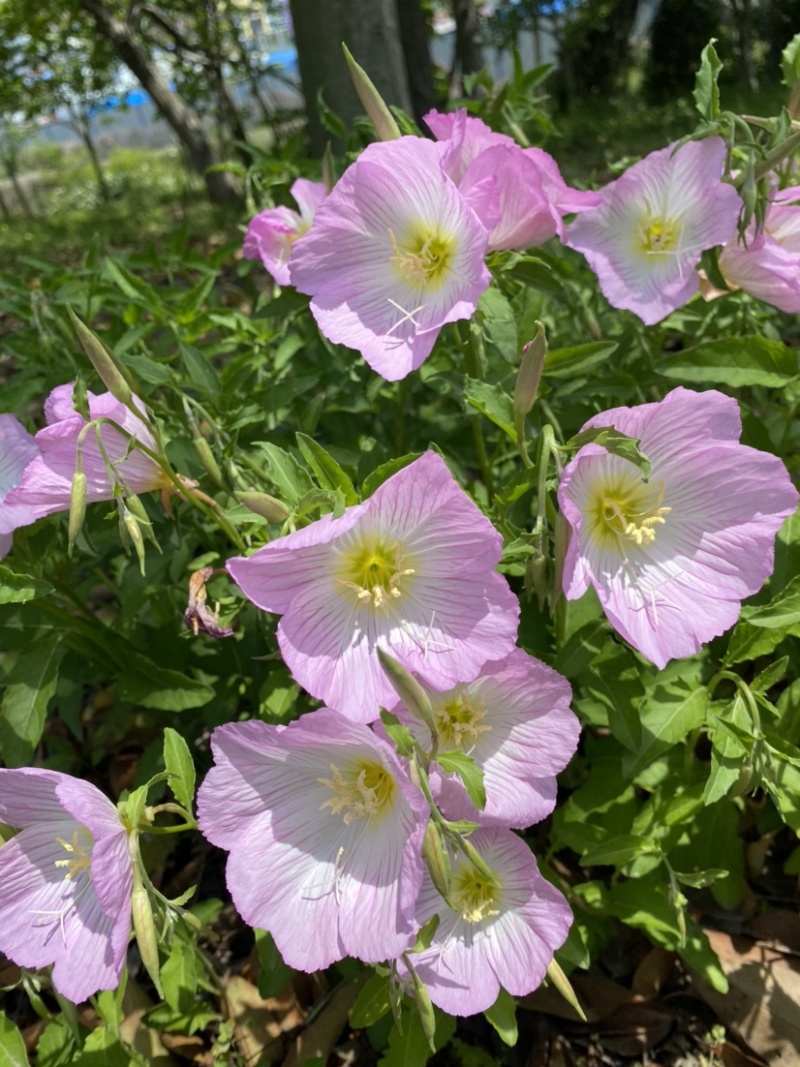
[754,129,800,180]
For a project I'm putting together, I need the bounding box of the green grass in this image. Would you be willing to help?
[0,145,240,264]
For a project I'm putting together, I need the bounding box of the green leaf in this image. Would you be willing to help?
[483,987,518,1046]
[751,656,789,694]
[350,973,392,1028]
[255,442,314,505]
[179,342,219,396]
[362,453,424,498]
[464,377,517,443]
[673,868,728,888]
[724,619,796,665]
[254,929,293,998]
[704,694,752,804]
[564,426,651,480]
[296,433,358,504]
[581,833,656,868]
[379,1002,455,1067]
[693,39,723,120]
[119,654,215,711]
[74,1026,130,1067]
[379,709,415,758]
[623,682,708,779]
[103,258,161,307]
[781,31,800,88]
[161,939,198,1014]
[36,1019,77,1067]
[741,574,800,628]
[0,1013,29,1067]
[436,749,486,810]
[0,640,64,767]
[0,566,54,605]
[478,287,518,364]
[163,727,197,810]
[575,645,645,752]
[544,341,618,378]
[657,336,798,388]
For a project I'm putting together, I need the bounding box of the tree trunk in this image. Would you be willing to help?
[0,182,12,223]
[289,0,412,156]
[3,158,34,218]
[452,0,484,92]
[395,0,440,124]
[73,110,111,203]
[729,0,759,94]
[78,0,241,206]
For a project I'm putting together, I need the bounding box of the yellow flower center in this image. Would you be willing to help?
[638,213,680,255]
[588,473,671,550]
[451,863,501,924]
[389,226,456,290]
[54,829,92,881]
[337,536,416,609]
[433,690,491,749]
[318,760,396,825]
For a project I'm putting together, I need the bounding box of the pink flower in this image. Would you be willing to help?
[0,414,40,559]
[289,137,491,381]
[0,769,132,1003]
[227,452,520,723]
[196,711,429,971]
[243,178,327,286]
[564,138,742,324]
[390,648,579,828]
[425,109,601,252]
[715,186,800,313]
[4,383,170,528]
[557,387,799,668]
[399,827,572,1016]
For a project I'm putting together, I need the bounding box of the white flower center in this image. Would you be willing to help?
[587,474,671,551]
[433,691,491,749]
[389,225,457,291]
[318,760,395,825]
[336,536,416,609]
[451,862,501,924]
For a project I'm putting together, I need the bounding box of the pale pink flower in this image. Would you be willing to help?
[0,769,132,1003]
[565,138,742,324]
[0,414,40,559]
[196,711,429,971]
[557,388,799,668]
[399,827,572,1016]
[227,452,520,723]
[243,178,327,286]
[714,186,800,312]
[425,109,601,252]
[389,648,579,828]
[4,383,170,527]
[289,137,491,381]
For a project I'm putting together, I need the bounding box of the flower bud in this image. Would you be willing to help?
[422,821,452,902]
[342,44,401,141]
[126,494,160,550]
[525,551,549,612]
[322,141,337,194]
[514,322,547,419]
[546,959,586,1021]
[67,307,134,408]
[131,864,164,998]
[67,470,87,557]
[458,837,500,889]
[409,967,437,1051]
[193,436,224,489]
[120,502,147,576]
[235,490,290,524]
[377,648,438,743]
